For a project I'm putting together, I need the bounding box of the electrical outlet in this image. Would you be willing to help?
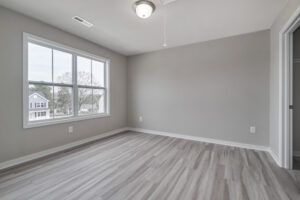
[68,126,74,133]
[139,116,143,122]
[250,126,256,134]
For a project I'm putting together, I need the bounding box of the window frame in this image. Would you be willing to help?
[23,33,110,129]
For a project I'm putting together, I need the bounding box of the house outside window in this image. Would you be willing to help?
[29,92,50,121]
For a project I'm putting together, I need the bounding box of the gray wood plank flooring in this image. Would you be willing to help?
[0,131,300,200]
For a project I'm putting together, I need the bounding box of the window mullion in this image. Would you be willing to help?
[104,62,110,113]
[28,81,73,87]
[104,62,107,113]
[91,59,93,86]
[77,85,105,89]
[73,54,78,117]
[91,59,93,113]
[51,49,54,119]
[52,49,54,83]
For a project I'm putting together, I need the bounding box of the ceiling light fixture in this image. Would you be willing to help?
[134,0,155,19]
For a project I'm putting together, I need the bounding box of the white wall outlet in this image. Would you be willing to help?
[139,116,143,122]
[250,126,256,134]
[68,126,74,133]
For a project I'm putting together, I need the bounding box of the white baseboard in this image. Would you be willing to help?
[268,149,281,167]
[0,127,128,171]
[128,127,285,167]
[0,126,281,171]
[128,127,269,152]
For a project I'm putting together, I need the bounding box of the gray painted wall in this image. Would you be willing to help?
[293,28,300,153]
[269,0,300,158]
[128,30,270,146]
[2,2,298,165]
[0,7,127,163]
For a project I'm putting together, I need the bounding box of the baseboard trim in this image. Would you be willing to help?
[0,127,281,171]
[128,127,269,152]
[268,149,281,167]
[128,127,285,167]
[0,127,128,171]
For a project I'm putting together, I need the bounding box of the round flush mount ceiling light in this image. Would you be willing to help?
[134,0,155,19]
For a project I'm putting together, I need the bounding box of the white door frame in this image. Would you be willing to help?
[279,7,300,169]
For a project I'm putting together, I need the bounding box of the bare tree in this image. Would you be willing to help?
[55,71,101,112]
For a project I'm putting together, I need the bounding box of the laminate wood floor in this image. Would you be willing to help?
[0,131,300,200]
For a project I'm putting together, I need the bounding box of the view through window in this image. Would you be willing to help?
[25,35,109,126]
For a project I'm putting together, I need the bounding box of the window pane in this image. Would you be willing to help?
[92,60,105,87]
[53,50,72,84]
[77,56,91,86]
[78,88,92,115]
[93,89,105,113]
[28,43,52,82]
[54,86,73,118]
[29,84,53,121]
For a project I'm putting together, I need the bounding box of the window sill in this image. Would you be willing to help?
[23,113,110,129]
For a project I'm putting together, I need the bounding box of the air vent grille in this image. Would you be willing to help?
[160,0,176,5]
[72,16,93,28]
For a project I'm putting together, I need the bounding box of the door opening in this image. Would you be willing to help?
[293,27,300,170]
[279,8,300,169]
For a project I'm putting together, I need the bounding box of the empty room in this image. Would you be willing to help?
[0,0,300,199]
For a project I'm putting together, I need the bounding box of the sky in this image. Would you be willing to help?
[28,42,104,86]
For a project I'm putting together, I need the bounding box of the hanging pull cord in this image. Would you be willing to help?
[163,11,167,47]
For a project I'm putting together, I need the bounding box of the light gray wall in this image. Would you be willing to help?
[128,30,270,146]
[0,7,127,163]
[293,28,300,152]
[269,0,300,158]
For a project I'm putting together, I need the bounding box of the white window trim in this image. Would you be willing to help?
[23,32,110,129]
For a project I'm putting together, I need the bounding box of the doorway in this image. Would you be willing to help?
[293,27,300,170]
[279,8,300,169]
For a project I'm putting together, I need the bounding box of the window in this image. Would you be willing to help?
[77,57,106,115]
[24,33,110,128]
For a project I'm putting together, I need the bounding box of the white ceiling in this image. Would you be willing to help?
[0,0,287,56]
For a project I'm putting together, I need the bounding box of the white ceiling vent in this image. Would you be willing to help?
[160,0,176,5]
[72,16,94,28]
